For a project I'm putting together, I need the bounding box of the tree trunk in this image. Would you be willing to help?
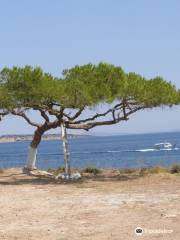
[61,122,71,177]
[26,128,43,170]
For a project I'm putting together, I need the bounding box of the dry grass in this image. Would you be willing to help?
[46,165,180,179]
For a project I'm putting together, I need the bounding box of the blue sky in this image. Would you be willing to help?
[0,0,180,135]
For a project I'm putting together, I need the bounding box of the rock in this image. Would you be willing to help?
[55,173,67,180]
[71,172,82,180]
[23,168,54,178]
[56,172,81,180]
[31,170,54,178]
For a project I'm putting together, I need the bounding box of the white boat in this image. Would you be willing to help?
[154,142,176,150]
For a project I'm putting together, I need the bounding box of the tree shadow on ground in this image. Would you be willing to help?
[0,172,144,186]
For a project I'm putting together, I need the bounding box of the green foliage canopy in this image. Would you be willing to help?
[0,63,179,130]
[0,66,63,109]
[61,63,179,108]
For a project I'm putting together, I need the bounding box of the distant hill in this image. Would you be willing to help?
[0,134,89,143]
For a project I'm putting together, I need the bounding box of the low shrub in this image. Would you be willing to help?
[148,166,167,174]
[47,166,65,176]
[139,167,148,176]
[83,167,102,175]
[170,164,180,174]
[119,168,136,174]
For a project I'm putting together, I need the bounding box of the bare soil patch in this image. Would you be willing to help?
[0,168,180,240]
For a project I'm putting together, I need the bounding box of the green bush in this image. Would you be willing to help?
[47,166,65,176]
[83,167,102,175]
[170,164,180,174]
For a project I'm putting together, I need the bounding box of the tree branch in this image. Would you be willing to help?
[72,103,123,124]
[11,111,40,127]
[38,109,49,122]
[46,118,62,129]
[63,107,85,121]
[0,111,9,116]
[45,105,64,120]
[0,111,9,121]
[66,106,144,130]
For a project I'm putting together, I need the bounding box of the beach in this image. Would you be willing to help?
[0,168,180,240]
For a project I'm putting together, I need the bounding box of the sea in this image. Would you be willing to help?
[0,131,180,170]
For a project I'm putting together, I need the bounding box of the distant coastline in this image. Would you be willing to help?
[0,134,87,143]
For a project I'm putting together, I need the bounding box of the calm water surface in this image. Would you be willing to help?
[0,132,180,169]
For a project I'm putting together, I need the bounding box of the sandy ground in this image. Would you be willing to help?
[0,168,180,240]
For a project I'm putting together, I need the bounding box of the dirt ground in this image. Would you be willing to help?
[0,168,180,240]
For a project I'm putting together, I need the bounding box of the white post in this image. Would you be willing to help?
[26,146,37,170]
[61,122,71,177]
